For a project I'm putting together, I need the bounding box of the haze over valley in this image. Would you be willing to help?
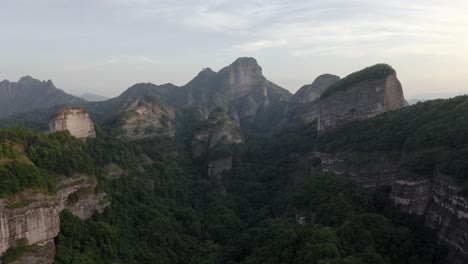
[1,1,468,264]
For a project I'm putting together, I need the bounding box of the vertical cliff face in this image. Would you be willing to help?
[314,151,468,263]
[116,98,176,139]
[0,175,108,260]
[192,109,244,160]
[318,66,405,131]
[390,178,432,215]
[49,106,96,139]
[425,172,468,263]
[192,109,243,188]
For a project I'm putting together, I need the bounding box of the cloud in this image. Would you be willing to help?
[92,55,159,65]
[236,39,288,51]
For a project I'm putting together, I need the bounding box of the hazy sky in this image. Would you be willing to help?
[1,0,468,99]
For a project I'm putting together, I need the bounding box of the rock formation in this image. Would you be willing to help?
[49,106,96,139]
[192,108,243,159]
[94,57,291,134]
[277,74,340,129]
[290,74,341,105]
[0,174,108,260]
[0,76,84,117]
[184,57,291,130]
[318,64,405,131]
[192,109,243,181]
[313,151,468,263]
[116,98,176,139]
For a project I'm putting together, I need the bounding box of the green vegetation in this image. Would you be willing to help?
[317,96,468,184]
[321,64,395,99]
[0,100,450,263]
[51,128,446,263]
[1,238,35,264]
[66,187,93,204]
[5,199,33,209]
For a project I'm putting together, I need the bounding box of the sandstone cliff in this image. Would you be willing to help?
[313,151,468,263]
[318,65,405,131]
[116,98,176,139]
[192,109,243,181]
[0,174,108,263]
[49,106,96,139]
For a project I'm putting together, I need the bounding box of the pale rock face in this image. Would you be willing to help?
[184,57,291,129]
[49,106,96,139]
[0,175,108,257]
[313,151,468,263]
[119,99,176,139]
[390,178,432,215]
[318,74,405,131]
[191,111,243,159]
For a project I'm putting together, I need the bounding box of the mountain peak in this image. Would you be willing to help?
[231,57,262,73]
[290,74,340,104]
[19,75,36,82]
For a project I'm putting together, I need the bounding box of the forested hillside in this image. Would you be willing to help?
[1,111,448,263]
[317,95,468,187]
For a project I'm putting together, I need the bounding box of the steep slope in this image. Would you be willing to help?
[278,74,340,128]
[184,57,291,131]
[290,74,340,104]
[318,64,405,131]
[314,96,468,263]
[89,57,291,134]
[192,108,244,182]
[0,76,84,117]
[49,106,96,139]
[112,98,176,139]
[0,128,108,263]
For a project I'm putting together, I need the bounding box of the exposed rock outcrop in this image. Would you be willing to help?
[192,109,244,188]
[0,175,108,258]
[49,106,96,139]
[313,151,468,263]
[390,178,432,215]
[116,98,176,139]
[318,65,405,132]
[95,57,291,134]
[184,57,291,130]
[0,76,84,117]
[192,109,243,160]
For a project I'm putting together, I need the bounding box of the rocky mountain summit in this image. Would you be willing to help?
[88,57,291,134]
[0,76,83,117]
[115,98,176,139]
[318,64,405,131]
[184,57,291,130]
[49,106,96,139]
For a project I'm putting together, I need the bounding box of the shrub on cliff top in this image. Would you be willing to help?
[321,64,396,99]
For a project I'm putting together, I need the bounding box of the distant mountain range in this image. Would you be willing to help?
[79,93,109,102]
[0,76,84,117]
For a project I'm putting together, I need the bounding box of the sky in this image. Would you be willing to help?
[1,0,468,99]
